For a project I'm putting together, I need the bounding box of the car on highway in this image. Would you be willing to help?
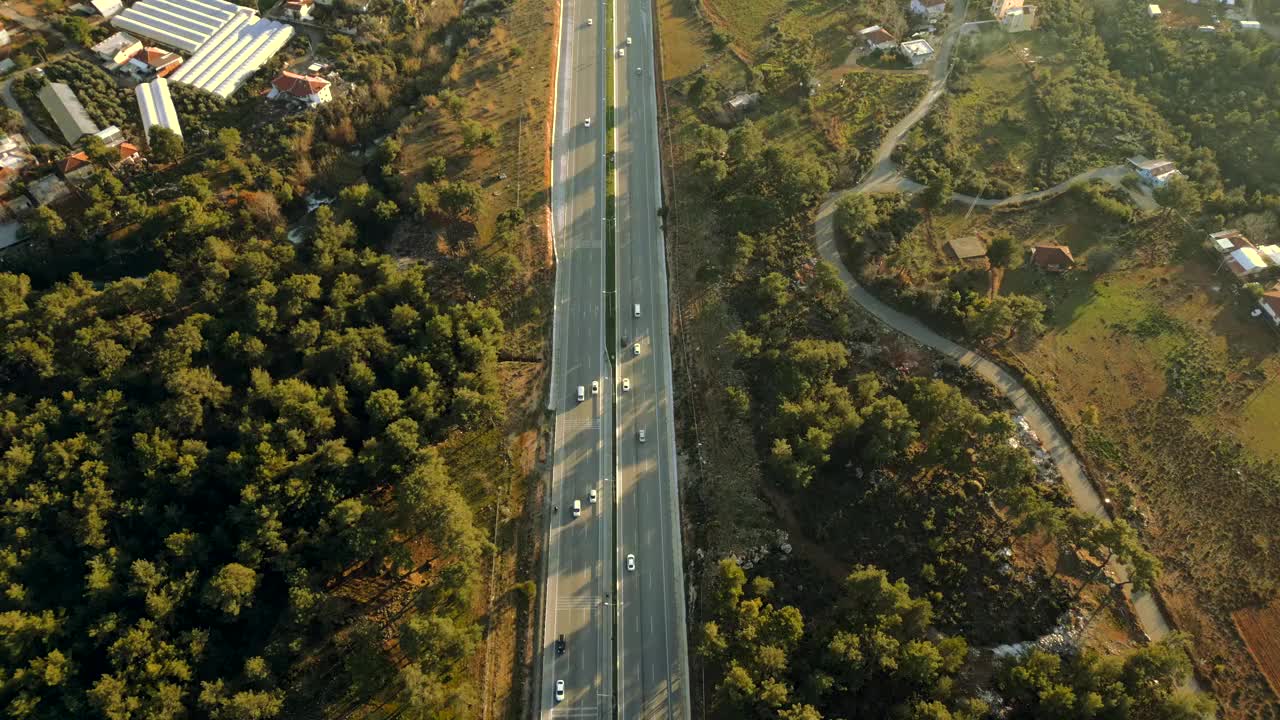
[555,679,565,702]
[633,342,641,355]
[556,634,566,655]
[626,553,636,571]
[572,499,581,517]
[618,47,625,57]
[591,380,599,395]
[638,428,646,442]
[633,303,641,317]
[586,18,592,25]
[626,36,632,45]
[622,377,630,392]
[584,117,591,127]
[589,488,597,503]
[576,385,584,402]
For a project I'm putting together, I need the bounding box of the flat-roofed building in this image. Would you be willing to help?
[37,82,99,145]
[135,77,183,142]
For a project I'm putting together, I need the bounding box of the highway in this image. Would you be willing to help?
[539,0,613,716]
[538,0,691,716]
[611,0,692,716]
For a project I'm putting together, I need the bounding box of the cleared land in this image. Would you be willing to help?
[1234,599,1280,700]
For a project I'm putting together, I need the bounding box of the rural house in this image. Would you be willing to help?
[27,174,70,206]
[859,25,898,51]
[0,22,10,47]
[1207,229,1250,254]
[92,31,143,66]
[945,236,987,264]
[1128,156,1180,187]
[1259,284,1280,326]
[56,152,96,182]
[1031,244,1075,272]
[910,0,947,19]
[269,71,334,106]
[129,47,183,78]
[1226,247,1268,278]
[899,39,936,66]
[991,0,1036,30]
[725,92,759,114]
[1148,4,1162,17]
[283,0,315,19]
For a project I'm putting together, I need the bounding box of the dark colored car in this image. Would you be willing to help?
[555,635,566,655]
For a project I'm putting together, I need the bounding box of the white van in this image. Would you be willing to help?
[577,385,585,402]
[638,429,646,443]
[633,304,641,318]
[572,499,581,517]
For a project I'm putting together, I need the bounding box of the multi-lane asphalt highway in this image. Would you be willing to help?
[611,0,691,716]
[539,0,690,716]
[540,0,612,716]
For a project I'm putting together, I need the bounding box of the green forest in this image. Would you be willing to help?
[0,1,534,719]
[0,212,501,718]
[672,48,1207,718]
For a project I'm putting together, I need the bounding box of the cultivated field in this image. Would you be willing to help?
[1234,600,1280,700]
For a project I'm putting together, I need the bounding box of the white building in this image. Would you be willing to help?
[268,71,333,105]
[168,12,294,99]
[283,0,315,19]
[898,39,936,66]
[90,0,124,17]
[0,22,10,48]
[910,0,947,19]
[1148,4,1162,17]
[92,31,143,65]
[37,83,99,144]
[135,78,183,142]
[112,0,244,53]
[1238,20,1262,30]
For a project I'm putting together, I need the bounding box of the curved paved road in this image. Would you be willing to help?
[814,0,1195,680]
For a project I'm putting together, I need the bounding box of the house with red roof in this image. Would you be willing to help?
[57,151,95,182]
[268,71,333,106]
[129,47,184,78]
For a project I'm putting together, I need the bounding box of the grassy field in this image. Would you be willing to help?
[699,0,877,65]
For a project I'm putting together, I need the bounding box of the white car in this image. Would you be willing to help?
[622,378,630,392]
[555,680,565,702]
[626,553,636,571]
[584,117,591,127]
[591,380,599,395]
[626,36,633,45]
[633,343,641,356]
[586,18,592,25]
[618,47,625,57]
[572,500,581,517]
[636,67,642,74]
[589,488,597,503]
[576,385,585,402]
[638,429,646,442]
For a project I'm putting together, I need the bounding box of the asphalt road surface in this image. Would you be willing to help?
[612,0,692,717]
[539,0,614,716]
[538,0,690,716]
